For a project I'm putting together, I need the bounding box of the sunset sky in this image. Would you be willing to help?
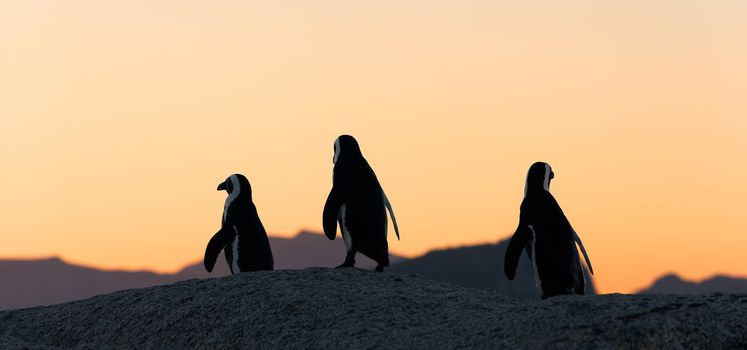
[1,1,746,293]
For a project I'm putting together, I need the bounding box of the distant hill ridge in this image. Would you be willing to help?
[0,256,182,311]
[637,273,747,294]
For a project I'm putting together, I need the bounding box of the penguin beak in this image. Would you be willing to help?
[217,182,226,191]
[550,172,555,180]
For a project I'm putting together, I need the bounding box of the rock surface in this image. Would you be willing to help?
[0,269,745,349]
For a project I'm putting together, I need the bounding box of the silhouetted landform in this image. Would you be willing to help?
[0,231,404,310]
[0,257,183,311]
[1,269,745,349]
[389,239,596,298]
[637,273,747,295]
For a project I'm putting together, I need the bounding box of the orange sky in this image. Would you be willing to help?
[1,1,746,293]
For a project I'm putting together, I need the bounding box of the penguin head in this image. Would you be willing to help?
[524,162,554,196]
[217,174,252,199]
[333,134,363,164]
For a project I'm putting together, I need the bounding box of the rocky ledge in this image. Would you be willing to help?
[0,268,745,349]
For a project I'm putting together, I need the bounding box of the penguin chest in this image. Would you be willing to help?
[229,225,240,274]
[527,225,543,293]
[338,204,353,251]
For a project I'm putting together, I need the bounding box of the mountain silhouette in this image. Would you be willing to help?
[389,239,597,298]
[637,273,747,294]
[0,257,182,311]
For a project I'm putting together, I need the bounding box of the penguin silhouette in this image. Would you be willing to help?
[323,135,400,272]
[204,174,274,273]
[504,162,593,298]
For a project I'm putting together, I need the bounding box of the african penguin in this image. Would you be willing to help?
[204,174,274,274]
[504,162,594,299]
[323,135,401,272]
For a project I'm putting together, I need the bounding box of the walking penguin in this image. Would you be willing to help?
[504,162,594,298]
[323,135,401,272]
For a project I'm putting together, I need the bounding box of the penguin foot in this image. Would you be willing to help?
[335,263,354,269]
[336,252,356,269]
[374,265,384,272]
[335,259,355,269]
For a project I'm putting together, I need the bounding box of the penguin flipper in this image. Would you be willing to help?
[383,191,400,240]
[504,223,531,280]
[204,226,233,273]
[323,187,343,240]
[573,231,594,275]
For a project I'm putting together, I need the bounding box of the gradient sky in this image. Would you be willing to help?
[1,1,746,293]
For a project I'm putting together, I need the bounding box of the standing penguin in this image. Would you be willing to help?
[323,135,401,272]
[204,174,274,274]
[504,162,594,299]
